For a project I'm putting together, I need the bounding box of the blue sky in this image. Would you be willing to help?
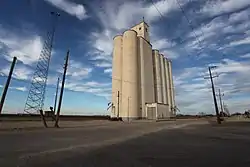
[0,0,250,115]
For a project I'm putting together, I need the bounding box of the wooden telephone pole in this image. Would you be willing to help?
[205,66,221,124]
[0,57,17,114]
[54,50,69,128]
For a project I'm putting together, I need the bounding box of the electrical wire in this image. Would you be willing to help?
[148,0,199,66]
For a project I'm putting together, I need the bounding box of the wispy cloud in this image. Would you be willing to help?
[95,61,112,68]
[0,65,33,80]
[44,0,88,20]
[240,53,250,58]
[10,86,28,92]
[104,68,112,74]
[67,60,92,79]
[202,0,250,17]
[175,58,250,114]
[65,80,111,100]
[0,25,43,65]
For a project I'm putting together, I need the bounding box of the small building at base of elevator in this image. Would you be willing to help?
[145,103,170,120]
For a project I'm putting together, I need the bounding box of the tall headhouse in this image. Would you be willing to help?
[111,21,175,120]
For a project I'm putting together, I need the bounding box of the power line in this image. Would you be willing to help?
[148,0,198,63]
[149,0,164,18]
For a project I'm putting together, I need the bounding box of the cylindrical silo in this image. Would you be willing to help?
[138,37,154,118]
[152,50,163,103]
[168,60,175,116]
[121,30,139,120]
[164,58,171,114]
[111,35,123,118]
[160,54,167,104]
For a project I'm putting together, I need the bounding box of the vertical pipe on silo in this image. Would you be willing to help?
[152,50,163,103]
[168,60,175,116]
[121,30,139,120]
[111,35,123,118]
[160,54,167,104]
[164,58,171,114]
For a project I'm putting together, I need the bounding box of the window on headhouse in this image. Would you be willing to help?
[139,27,141,30]
[145,28,148,32]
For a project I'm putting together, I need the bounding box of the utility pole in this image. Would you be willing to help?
[217,89,224,114]
[117,91,120,118]
[0,57,17,114]
[206,66,221,124]
[54,50,69,128]
[53,77,60,114]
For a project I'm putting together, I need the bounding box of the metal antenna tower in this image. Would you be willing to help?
[24,12,60,114]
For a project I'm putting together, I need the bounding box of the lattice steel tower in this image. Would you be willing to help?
[24,12,60,114]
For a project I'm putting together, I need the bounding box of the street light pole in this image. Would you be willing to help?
[208,66,221,124]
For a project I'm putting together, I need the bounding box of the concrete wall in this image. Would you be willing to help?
[121,30,139,120]
[160,54,167,104]
[156,103,170,119]
[164,58,171,114]
[168,60,176,117]
[152,50,163,103]
[111,35,123,118]
[138,37,154,118]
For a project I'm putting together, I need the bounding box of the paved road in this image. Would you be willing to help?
[1,120,250,167]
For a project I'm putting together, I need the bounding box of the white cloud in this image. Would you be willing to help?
[240,53,250,58]
[44,0,87,20]
[96,0,183,31]
[174,58,250,114]
[11,86,27,92]
[0,65,33,80]
[84,81,111,87]
[213,59,250,73]
[151,38,175,50]
[202,0,250,16]
[104,68,112,74]
[88,0,186,64]
[228,36,250,47]
[162,50,179,59]
[67,60,92,79]
[95,61,112,68]
[229,9,250,23]
[0,25,43,65]
[65,80,111,100]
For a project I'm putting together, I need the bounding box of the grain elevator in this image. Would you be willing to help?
[111,21,175,120]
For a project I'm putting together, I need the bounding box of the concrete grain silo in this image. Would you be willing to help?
[160,54,167,104]
[111,35,123,118]
[168,60,175,116]
[152,50,163,103]
[164,58,171,113]
[138,37,154,118]
[110,20,176,120]
[121,30,139,120]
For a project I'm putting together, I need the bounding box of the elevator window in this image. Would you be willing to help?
[139,27,141,30]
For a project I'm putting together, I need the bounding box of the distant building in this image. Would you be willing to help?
[111,21,175,120]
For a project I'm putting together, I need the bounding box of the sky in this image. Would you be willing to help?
[0,0,250,115]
